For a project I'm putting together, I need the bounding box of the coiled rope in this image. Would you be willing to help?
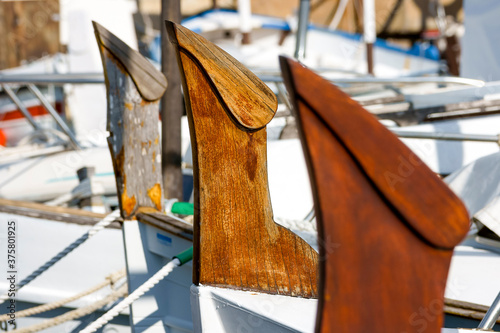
[0,269,126,322]
[0,210,121,304]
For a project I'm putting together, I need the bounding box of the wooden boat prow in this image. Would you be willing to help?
[166,21,276,130]
[94,22,166,219]
[167,21,318,298]
[280,57,468,248]
[93,21,167,102]
[280,56,470,332]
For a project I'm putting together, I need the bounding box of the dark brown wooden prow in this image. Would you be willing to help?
[93,21,167,219]
[279,56,470,332]
[166,21,318,298]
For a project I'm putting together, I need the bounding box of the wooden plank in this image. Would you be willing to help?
[137,212,193,241]
[167,21,318,298]
[0,198,120,227]
[94,22,167,219]
[280,56,469,332]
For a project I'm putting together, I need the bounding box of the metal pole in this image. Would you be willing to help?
[161,0,183,200]
[260,74,485,87]
[478,291,500,330]
[363,0,375,75]
[294,0,310,60]
[391,130,500,143]
[27,84,82,150]
[237,0,252,44]
[0,73,104,84]
[2,84,40,130]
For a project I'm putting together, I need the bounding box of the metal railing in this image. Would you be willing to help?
[478,291,500,330]
[392,130,500,144]
[0,72,494,150]
[0,80,83,150]
[0,72,485,87]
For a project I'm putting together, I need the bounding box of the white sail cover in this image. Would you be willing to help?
[461,0,500,81]
[446,151,500,237]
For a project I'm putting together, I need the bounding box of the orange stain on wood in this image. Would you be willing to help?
[147,183,162,211]
[121,187,137,216]
[125,102,133,110]
[152,147,157,172]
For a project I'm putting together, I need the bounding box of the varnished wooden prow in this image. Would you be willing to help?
[280,56,470,332]
[166,21,318,298]
[94,22,166,219]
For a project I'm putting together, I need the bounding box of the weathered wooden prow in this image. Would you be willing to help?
[280,56,470,332]
[166,21,318,298]
[93,21,167,219]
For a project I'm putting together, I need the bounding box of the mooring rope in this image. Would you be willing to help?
[0,210,121,304]
[80,258,180,333]
[0,269,126,322]
[80,247,193,333]
[10,284,128,333]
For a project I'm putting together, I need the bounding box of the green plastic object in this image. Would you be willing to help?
[173,247,193,266]
[171,202,194,215]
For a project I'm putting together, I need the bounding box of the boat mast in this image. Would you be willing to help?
[363,0,375,75]
[161,0,183,200]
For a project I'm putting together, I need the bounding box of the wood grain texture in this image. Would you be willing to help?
[167,22,318,298]
[279,56,470,332]
[137,212,193,241]
[94,23,165,219]
[93,21,167,101]
[0,0,60,70]
[165,21,277,130]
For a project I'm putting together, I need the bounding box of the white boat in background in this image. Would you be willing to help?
[147,8,441,78]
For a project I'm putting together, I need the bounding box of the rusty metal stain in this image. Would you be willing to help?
[154,136,159,145]
[125,102,134,110]
[147,183,162,211]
